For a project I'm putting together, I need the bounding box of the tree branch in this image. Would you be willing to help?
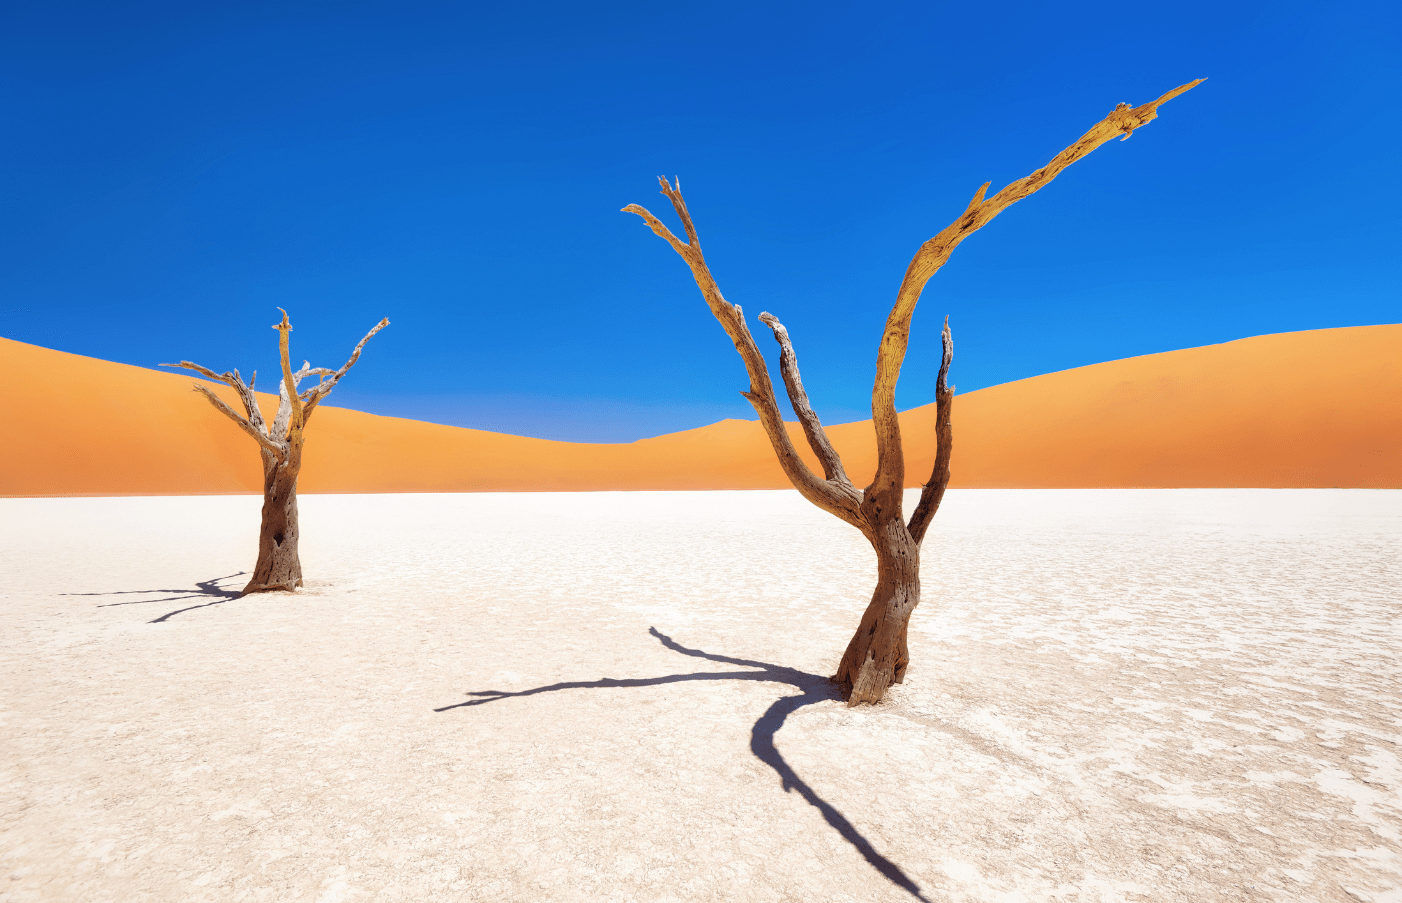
[190,384,286,459]
[161,359,225,384]
[273,309,304,442]
[269,361,321,439]
[168,312,386,459]
[865,79,1204,514]
[296,367,336,400]
[162,360,269,436]
[907,317,953,545]
[621,200,691,258]
[231,368,269,435]
[757,312,851,486]
[301,317,390,420]
[624,180,863,528]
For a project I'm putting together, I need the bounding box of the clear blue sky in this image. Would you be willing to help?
[3,1,1398,441]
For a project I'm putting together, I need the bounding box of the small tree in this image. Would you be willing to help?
[165,310,388,594]
[626,80,1202,704]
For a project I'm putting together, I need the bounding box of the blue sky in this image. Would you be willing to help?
[3,1,1398,442]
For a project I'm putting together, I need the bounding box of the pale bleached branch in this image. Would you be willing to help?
[301,318,390,419]
[757,312,851,486]
[162,360,226,384]
[270,359,344,440]
[230,368,269,435]
[270,370,297,443]
[190,384,286,459]
[169,310,386,464]
[162,360,268,435]
[296,367,336,399]
[624,180,863,528]
[907,317,954,545]
[865,79,1204,512]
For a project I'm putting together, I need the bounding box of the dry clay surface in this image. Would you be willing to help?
[1,489,1399,903]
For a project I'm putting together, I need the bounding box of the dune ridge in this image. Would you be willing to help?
[2,324,1398,496]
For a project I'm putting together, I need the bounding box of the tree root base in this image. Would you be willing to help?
[833,674,898,707]
[240,580,302,595]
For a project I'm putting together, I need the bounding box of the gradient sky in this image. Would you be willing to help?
[3,1,1398,442]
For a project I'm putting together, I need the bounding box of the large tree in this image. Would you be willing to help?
[626,80,1202,705]
[165,310,388,594]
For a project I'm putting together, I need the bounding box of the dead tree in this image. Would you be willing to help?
[626,80,1202,705]
[164,310,389,594]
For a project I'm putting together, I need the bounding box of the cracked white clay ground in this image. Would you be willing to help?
[1,489,1398,903]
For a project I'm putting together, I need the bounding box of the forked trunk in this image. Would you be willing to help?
[834,519,921,705]
[625,81,1201,706]
[244,459,302,593]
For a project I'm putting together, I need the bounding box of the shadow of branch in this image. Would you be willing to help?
[62,573,246,623]
[437,626,931,902]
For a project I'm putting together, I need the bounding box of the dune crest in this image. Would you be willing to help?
[1,324,1398,496]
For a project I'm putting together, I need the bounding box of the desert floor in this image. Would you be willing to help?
[1,489,1398,903]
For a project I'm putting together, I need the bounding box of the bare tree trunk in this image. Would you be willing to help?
[165,309,388,598]
[245,457,303,593]
[835,518,921,705]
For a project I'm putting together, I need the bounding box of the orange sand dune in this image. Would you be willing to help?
[2,324,1398,496]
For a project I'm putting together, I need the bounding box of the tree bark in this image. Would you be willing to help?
[244,454,303,593]
[835,517,921,705]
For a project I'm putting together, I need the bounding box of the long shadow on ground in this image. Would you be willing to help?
[63,573,246,623]
[436,627,931,902]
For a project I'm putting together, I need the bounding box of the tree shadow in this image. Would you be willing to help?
[436,627,932,902]
[62,573,246,623]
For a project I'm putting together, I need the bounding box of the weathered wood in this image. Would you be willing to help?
[757,312,852,486]
[274,310,306,442]
[627,80,1201,705]
[624,186,865,528]
[162,361,273,446]
[302,318,390,421]
[243,458,302,592]
[866,79,1204,514]
[187,384,287,459]
[906,317,954,546]
[834,517,921,704]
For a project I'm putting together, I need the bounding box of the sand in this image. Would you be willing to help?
[1,488,1398,902]
[3,324,1399,497]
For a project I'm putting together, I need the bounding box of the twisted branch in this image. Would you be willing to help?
[189,385,286,459]
[865,78,1204,512]
[907,317,953,545]
[757,312,851,486]
[296,367,335,400]
[161,360,280,456]
[301,317,391,420]
[234,368,268,435]
[624,182,863,528]
[164,312,387,455]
